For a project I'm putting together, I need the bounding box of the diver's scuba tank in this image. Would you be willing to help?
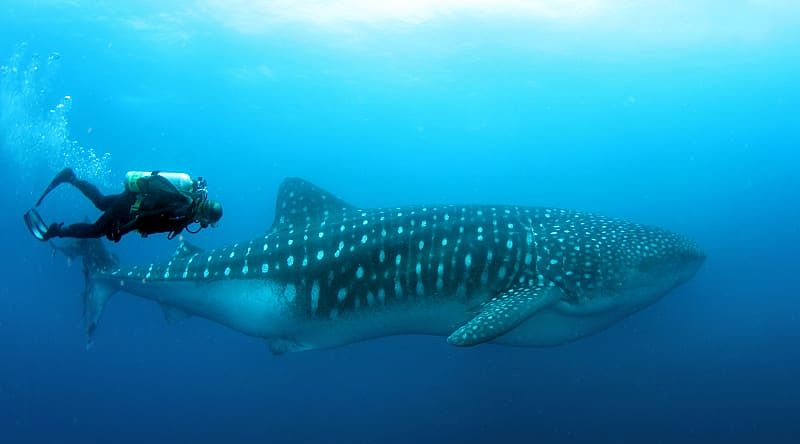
[124,171,195,193]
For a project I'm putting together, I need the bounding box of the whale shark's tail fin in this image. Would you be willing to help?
[51,238,119,344]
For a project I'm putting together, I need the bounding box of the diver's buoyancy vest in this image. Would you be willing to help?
[124,171,199,220]
[124,171,194,194]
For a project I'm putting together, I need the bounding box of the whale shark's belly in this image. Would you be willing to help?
[113,273,673,352]
[284,300,625,352]
[285,302,621,351]
[289,279,680,351]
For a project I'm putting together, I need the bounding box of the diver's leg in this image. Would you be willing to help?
[35,168,118,211]
[50,212,115,239]
[69,179,120,211]
[35,168,77,206]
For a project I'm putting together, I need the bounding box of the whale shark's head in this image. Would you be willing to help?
[674,239,706,284]
[616,230,705,307]
[642,233,704,282]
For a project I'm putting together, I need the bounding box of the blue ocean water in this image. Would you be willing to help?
[1,2,798,443]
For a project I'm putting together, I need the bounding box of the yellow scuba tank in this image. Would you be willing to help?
[124,171,194,193]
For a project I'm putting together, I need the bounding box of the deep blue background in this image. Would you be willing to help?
[1,2,799,443]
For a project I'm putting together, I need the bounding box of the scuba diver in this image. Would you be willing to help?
[23,168,223,242]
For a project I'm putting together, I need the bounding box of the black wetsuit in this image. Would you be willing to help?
[58,175,197,242]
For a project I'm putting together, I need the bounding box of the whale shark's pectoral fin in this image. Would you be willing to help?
[447,286,562,347]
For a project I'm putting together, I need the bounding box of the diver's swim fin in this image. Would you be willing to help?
[36,167,76,206]
[24,209,49,241]
[23,209,60,242]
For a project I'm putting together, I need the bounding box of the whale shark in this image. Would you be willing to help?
[59,178,705,354]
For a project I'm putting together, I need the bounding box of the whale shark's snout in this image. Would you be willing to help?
[639,231,705,287]
[678,239,706,284]
[589,230,706,318]
[615,228,705,303]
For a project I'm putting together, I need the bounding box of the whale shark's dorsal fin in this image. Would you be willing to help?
[272,178,356,229]
[173,239,205,260]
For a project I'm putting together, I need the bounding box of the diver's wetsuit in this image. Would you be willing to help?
[56,175,197,242]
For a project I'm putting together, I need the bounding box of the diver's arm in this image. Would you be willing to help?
[133,201,193,219]
[119,201,194,233]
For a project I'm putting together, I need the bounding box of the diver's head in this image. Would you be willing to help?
[197,199,223,227]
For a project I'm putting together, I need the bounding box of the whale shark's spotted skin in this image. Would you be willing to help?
[97,178,704,352]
